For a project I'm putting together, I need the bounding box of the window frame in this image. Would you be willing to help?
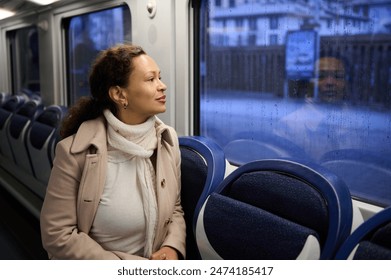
[52,0,134,107]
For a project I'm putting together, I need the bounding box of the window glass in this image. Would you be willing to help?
[7,26,40,95]
[66,5,131,104]
[199,0,391,207]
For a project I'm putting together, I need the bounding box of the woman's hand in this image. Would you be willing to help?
[150,246,179,260]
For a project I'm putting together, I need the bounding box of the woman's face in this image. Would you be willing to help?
[119,54,167,124]
[316,57,346,103]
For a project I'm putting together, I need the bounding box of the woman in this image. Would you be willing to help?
[316,56,348,103]
[40,44,186,260]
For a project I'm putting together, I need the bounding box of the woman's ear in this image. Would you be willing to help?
[109,86,127,106]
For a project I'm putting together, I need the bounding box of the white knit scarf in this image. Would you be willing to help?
[103,109,158,258]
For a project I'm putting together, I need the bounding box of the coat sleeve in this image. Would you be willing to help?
[40,138,146,260]
[160,129,186,259]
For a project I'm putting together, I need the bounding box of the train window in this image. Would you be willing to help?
[7,26,40,94]
[198,0,391,207]
[65,5,131,105]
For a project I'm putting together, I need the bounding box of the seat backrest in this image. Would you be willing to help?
[195,159,353,260]
[0,92,10,106]
[179,136,226,260]
[26,105,67,187]
[320,149,391,207]
[7,99,44,172]
[0,95,27,158]
[335,207,391,259]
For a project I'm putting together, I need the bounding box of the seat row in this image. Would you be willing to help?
[179,136,391,260]
[0,93,67,199]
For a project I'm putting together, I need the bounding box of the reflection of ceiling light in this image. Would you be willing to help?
[0,8,15,20]
[27,0,60,5]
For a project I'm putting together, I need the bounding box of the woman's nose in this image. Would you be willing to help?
[158,80,167,91]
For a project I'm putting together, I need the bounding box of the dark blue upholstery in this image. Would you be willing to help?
[7,100,44,172]
[320,149,391,207]
[0,92,10,106]
[26,105,67,186]
[196,159,353,260]
[0,96,27,158]
[335,207,391,260]
[179,136,226,260]
[203,193,319,259]
[227,171,328,238]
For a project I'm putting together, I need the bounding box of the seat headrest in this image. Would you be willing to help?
[36,106,65,127]
[212,159,353,259]
[371,222,391,247]
[29,123,55,150]
[353,221,391,259]
[226,171,329,242]
[353,240,391,259]
[2,95,26,112]
[28,105,66,150]
[16,100,44,118]
[0,92,10,105]
[200,193,320,259]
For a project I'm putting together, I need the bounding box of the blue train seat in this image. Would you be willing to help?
[179,136,226,260]
[7,99,44,173]
[25,105,67,185]
[320,149,391,207]
[195,159,353,260]
[335,207,391,259]
[0,92,10,106]
[0,95,27,159]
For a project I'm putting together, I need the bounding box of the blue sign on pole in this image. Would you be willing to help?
[285,30,318,80]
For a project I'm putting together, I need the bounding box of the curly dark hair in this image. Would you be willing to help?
[60,44,146,138]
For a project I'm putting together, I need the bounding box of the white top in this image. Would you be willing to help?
[89,150,146,256]
[89,110,158,257]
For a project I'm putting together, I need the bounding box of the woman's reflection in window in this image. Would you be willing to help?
[315,56,349,104]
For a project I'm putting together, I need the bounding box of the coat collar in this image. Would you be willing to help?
[70,116,174,154]
[155,116,175,146]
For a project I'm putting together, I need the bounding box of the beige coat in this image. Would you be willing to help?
[40,116,186,260]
